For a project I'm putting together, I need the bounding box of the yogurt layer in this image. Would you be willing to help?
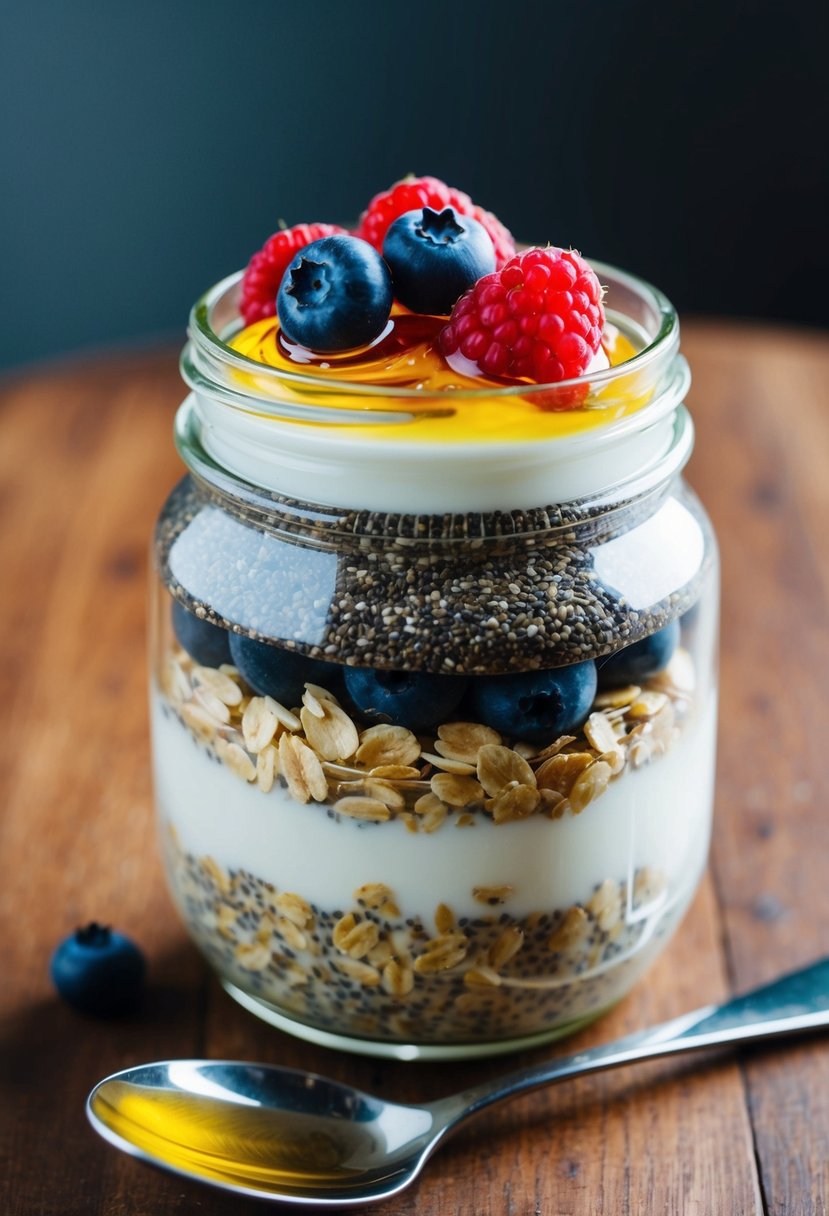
[152,689,716,918]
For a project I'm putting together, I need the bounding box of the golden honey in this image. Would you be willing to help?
[90,1081,376,1193]
[228,309,646,443]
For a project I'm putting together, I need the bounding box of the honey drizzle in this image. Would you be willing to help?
[228,311,649,443]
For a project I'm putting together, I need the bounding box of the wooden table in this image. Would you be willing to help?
[2,322,828,1215]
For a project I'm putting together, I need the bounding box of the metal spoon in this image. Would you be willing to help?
[87,957,829,1207]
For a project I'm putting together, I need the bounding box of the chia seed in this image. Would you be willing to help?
[155,475,711,676]
[164,832,677,1047]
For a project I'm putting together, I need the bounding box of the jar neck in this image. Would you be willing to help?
[172,425,691,564]
[178,262,690,516]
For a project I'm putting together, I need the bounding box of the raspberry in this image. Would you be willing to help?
[439,246,605,397]
[240,222,346,324]
[357,175,515,268]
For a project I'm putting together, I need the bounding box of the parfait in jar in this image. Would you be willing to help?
[151,175,718,1059]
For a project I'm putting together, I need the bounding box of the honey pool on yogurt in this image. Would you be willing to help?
[227,308,647,444]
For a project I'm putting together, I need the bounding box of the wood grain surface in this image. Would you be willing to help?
[1,321,828,1215]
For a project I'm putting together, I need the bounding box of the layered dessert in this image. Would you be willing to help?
[152,175,718,1055]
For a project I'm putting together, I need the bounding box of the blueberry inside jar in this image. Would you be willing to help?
[151,191,718,1059]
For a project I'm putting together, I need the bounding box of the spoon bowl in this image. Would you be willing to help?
[87,956,829,1207]
[88,1060,442,1204]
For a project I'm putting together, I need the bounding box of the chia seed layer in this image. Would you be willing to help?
[155,476,712,676]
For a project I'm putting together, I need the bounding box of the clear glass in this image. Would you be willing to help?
[149,264,719,1059]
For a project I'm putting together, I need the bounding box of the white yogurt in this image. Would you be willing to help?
[152,691,716,919]
[188,378,690,515]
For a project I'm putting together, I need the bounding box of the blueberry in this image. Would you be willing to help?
[277,235,393,351]
[597,620,680,688]
[229,634,342,704]
[343,666,467,734]
[171,600,232,667]
[50,923,145,1017]
[383,206,496,315]
[468,662,597,743]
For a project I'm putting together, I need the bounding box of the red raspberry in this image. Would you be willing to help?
[240,222,347,324]
[356,175,515,268]
[439,246,605,396]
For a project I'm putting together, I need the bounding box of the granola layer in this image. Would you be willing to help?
[158,644,695,827]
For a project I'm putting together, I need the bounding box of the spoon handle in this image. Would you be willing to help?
[451,956,829,1122]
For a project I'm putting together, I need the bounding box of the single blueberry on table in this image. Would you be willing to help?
[229,634,343,705]
[277,234,393,352]
[383,206,496,316]
[172,600,232,667]
[50,923,146,1017]
[468,661,598,743]
[597,619,680,688]
[343,666,468,735]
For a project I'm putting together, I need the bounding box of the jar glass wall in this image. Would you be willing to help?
[149,264,719,1059]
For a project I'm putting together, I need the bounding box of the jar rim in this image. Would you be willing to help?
[179,261,689,514]
[185,260,678,406]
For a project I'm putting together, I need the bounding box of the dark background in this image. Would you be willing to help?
[2,0,827,371]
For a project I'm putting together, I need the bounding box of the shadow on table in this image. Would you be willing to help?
[2,986,194,1091]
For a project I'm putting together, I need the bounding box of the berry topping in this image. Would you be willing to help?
[229,634,343,705]
[276,235,393,352]
[343,666,467,735]
[357,175,516,269]
[383,206,496,316]
[465,203,516,270]
[50,923,146,1017]
[468,662,597,743]
[597,621,680,688]
[240,222,347,325]
[172,600,232,668]
[439,246,605,386]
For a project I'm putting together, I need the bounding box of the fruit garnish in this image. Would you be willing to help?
[240,222,347,325]
[343,666,467,735]
[50,923,146,1017]
[468,661,598,743]
[276,235,393,352]
[439,246,605,387]
[382,206,495,316]
[357,175,516,268]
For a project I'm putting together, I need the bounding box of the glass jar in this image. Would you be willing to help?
[150,263,718,1060]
